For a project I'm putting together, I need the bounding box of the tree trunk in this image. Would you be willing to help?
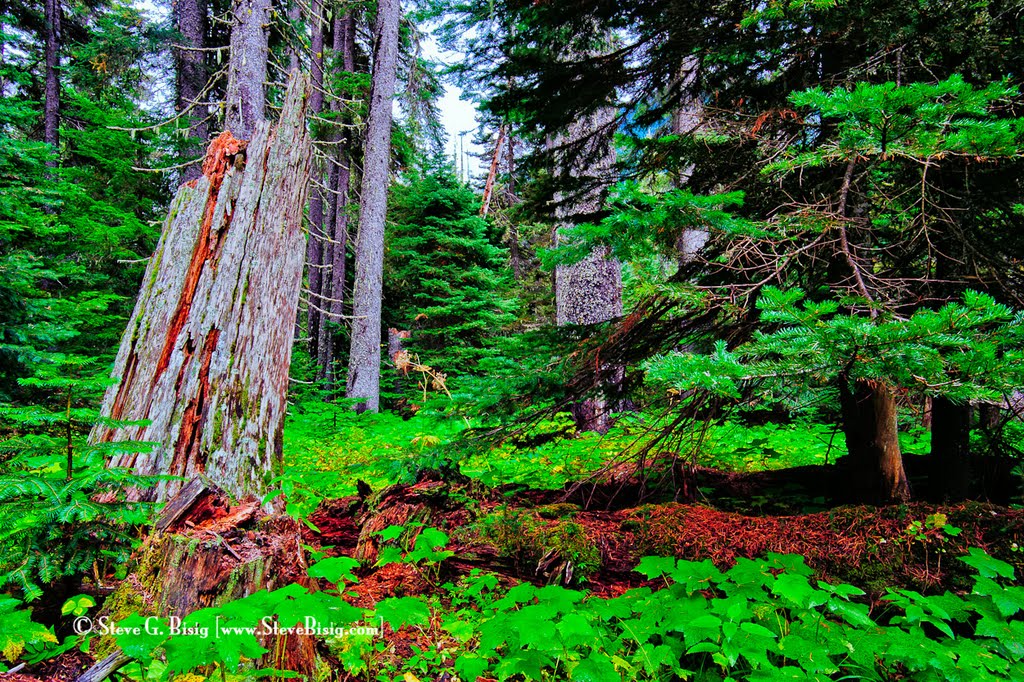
[930,396,971,501]
[315,11,356,386]
[224,0,271,139]
[551,108,622,434]
[839,378,910,503]
[347,0,400,413]
[90,74,313,504]
[43,0,60,166]
[287,0,301,71]
[174,0,208,183]
[306,0,327,360]
[480,126,505,217]
[552,111,621,328]
[670,56,708,262]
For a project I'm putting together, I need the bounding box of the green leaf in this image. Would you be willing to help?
[308,557,360,585]
[772,573,826,609]
[961,548,1015,580]
[455,654,489,681]
[571,653,619,682]
[635,556,677,580]
[740,621,777,639]
[374,597,430,630]
[60,595,95,617]
[378,525,406,542]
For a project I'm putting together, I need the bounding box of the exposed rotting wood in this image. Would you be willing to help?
[86,491,316,681]
[153,475,213,532]
[75,651,130,682]
[90,73,313,504]
[480,125,506,217]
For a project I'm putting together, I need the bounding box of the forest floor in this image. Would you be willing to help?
[8,409,1024,682]
[307,473,1024,603]
[291,467,1024,677]
[9,470,1024,682]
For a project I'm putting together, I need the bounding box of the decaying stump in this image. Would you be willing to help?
[88,479,317,677]
[89,73,313,503]
[352,480,450,565]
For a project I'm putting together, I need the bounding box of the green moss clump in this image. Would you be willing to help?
[537,503,581,519]
[475,507,601,584]
[548,522,601,580]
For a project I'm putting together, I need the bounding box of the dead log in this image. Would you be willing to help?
[75,652,131,682]
[89,72,313,504]
[353,480,450,564]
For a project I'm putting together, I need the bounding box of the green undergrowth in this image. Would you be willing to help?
[282,403,937,499]
[6,544,1024,681]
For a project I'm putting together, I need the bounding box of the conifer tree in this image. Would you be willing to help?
[384,167,516,379]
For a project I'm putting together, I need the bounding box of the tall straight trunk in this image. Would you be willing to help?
[552,110,621,327]
[1,19,6,98]
[552,107,623,434]
[670,57,707,262]
[175,0,208,183]
[287,0,300,71]
[224,0,271,139]
[839,378,910,503]
[346,0,400,413]
[43,0,60,166]
[305,0,326,358]
[317,11,356,385]
[90,75,312,503]
[929,396,971,501]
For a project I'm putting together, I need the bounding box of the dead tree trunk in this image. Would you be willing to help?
[480,126,506,217]
[82,481,317,680]
[90,74,313,504]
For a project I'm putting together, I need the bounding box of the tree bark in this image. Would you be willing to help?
[552,111,621,328]
[317,11,357,386]
[480,126,505,217]
[552,108,623,434]
[930,396,971,501]
[347,0,400,412]
[670,56,708,262]
[43,0,61,166]
[224,0,271,139]
[174,0,208,183]
[90,74,313,503]
[305,0,327,359]
[839,378,910,503]
[287,0,301,72]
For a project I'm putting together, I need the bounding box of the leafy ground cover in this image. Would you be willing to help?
[5,485,1024,681]
[2,408,1021,681]
[281,405,935,500]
